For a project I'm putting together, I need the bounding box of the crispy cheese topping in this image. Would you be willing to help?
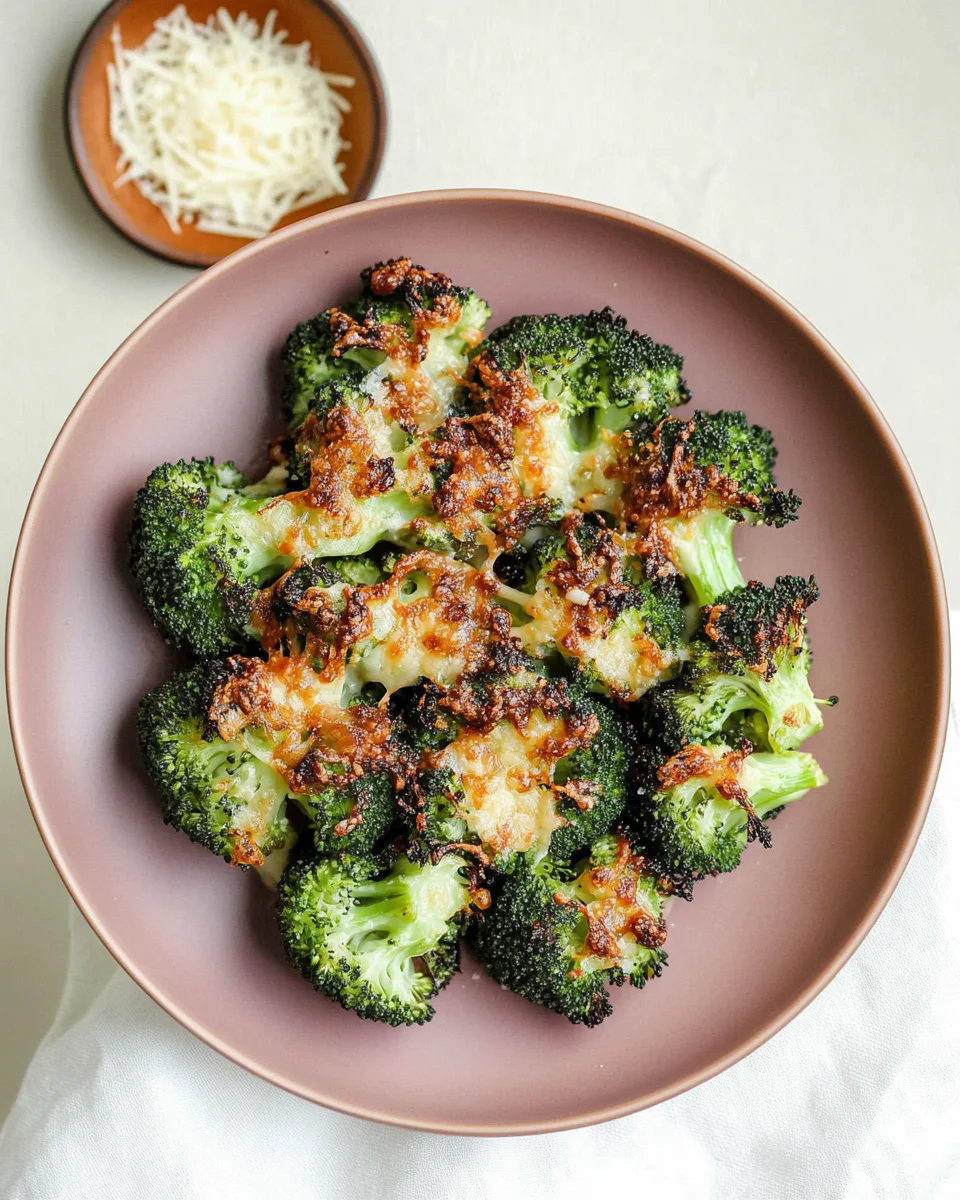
[515,517,678,701]
[563,837,667,974]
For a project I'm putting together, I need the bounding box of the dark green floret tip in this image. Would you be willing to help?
[276,848,475,1025]
[128,457,291,656]
[137,663,291,864]
[477,308,689,421]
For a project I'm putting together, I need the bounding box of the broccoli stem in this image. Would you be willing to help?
[227,491,431,566]
[667,509,746,607]
[740,751,827,817]
[750,660,825,751]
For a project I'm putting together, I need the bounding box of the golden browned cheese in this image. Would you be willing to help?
[426,410,523,545]
[328,259,480,433]
[427,709,597,861]
[468,353,565,498]
[570,836,667,968]
[419,672,602,862]
[516,514,677,702]
[426,353,587,550]
[618,417,763,578]
[208,653,401,796]
[209,550,517,818]
[702,594,809,682]
[342,550,507,694]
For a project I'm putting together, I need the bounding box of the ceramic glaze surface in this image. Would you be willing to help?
[7,192,948,1134]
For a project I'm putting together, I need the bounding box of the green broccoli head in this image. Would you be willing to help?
[138,654,407,863]
[281,258,490,432]
[632,741,827,879]
[677,576,830,752]
[129,458,290,656]
[137,663,292,866]
[463,309,687,514]
[404,662,632,870]
[296,769,398,857]
[507,517,687,701]
[477,308,689,423]
[130,442,432,657]
[280,315,379,430]
[276,847,478,1025]
[472,834,668,1026]
[622,410,801,606]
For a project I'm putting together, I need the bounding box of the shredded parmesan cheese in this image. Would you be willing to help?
[106,6,354,239]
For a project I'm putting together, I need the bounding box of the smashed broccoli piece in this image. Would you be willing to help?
[633,741,827,879]
[473,834,668,1026]
[281,257,491,431]
[406,662,632,869]
[643,576,831,753]
[469,308,689,511]
[137,663,292,866]
[129,455,424,655]
[138,663,398,864]
[502,516,687,701]
[277,848,477,1025]
[622,410,800,606]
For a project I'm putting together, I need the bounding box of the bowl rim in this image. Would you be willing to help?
[6,188,951,1135]
[63,0,388,269]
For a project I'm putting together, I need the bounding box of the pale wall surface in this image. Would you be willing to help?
[1,0,957,1120]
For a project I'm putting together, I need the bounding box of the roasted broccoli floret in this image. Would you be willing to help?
[295,770,398,857]
[500,515,687,701]
[277,847,478,1025]
[643,576,831,753]
[406,662,632,869]
[473,834,668,1026]
[478,308,688,426]
[633,741,827,879]
[137,663,399,865]
[469,308,689,511]
[281,257,490,431]
[621,410,800,606]
[129,455,426,655]
[129,459,288,655]
[137,663,292,865]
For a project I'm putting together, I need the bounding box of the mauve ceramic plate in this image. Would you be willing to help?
[7,191,949,1134]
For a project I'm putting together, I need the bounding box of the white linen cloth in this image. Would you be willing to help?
[0,618,956,1198]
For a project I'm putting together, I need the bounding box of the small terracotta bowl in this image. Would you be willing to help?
[65,0,387,268]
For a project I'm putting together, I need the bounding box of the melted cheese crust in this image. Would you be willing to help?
[348,551,502,696]
[435,713,571,860]
[518,583,674,702]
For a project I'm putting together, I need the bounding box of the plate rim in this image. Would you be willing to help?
[6,188,951,1135]
[63,0,388,269]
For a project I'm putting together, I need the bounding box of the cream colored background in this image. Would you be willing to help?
[1,0,957,1121]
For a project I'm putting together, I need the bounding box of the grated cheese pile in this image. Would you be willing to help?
[107,6,355,239]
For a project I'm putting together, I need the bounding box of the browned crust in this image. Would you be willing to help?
[208,653,403,794]
[536,515,671,697]
[619,418,763,578]
[427,411,522,545]
[229,832,266,868]
[366,257,462,331]
[560,837,667,967]
[436,672,596,744]
[702,593,811,682]
[656,743,770,846]
[329,307,405,358]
